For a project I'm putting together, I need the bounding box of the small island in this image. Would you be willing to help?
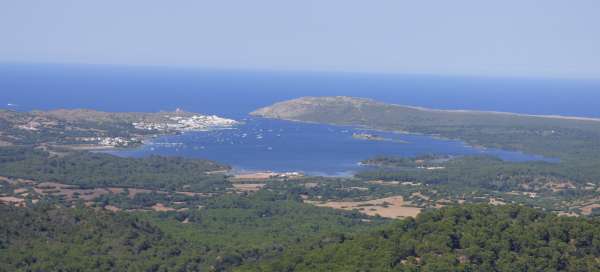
[352,133,408,143]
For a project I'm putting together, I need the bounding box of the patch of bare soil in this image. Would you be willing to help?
[33,182,112,201]
[411,192,430,201]
[580,204,600,215]
[233,172,275,180]
[107,187,124,194]
[307,196,421,219]
[2,176,211,210]
[232,171,303,181]
[232,183,266,193]
[0,196,26,206]
[368,180,400,185]
[104,205,122,212]
[0,176,35,185]
[13,188,28,194]
[557,211,579,217]
[175,191,212,197]
[342,187,369,192]
[127,188,153,198]
[151,203,176,212]
[489,198,506,206]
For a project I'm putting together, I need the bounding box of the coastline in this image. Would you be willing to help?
[369,99,600,123]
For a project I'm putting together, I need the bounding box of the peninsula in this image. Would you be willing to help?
[251,96,600,160]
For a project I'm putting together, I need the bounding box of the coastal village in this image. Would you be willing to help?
[133,114,239,132]
[0,108,241,148]
[96,114,240,147]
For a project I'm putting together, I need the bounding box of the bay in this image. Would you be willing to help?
[1,63,590,174]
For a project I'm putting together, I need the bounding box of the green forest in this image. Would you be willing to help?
[358,155,587,191]
[249,205,600,271]
[2,203,599,271]
[0,146,230,192]
[0,192,382,271]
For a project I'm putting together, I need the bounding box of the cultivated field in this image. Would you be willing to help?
[306,195,421,219]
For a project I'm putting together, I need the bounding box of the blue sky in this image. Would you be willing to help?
[1,1,599,79]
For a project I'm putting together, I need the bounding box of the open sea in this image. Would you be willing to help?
[2,63,599,175]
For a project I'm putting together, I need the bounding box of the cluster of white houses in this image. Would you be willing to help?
[133,115,239,132]
[73,114,239,147]
[74,136,140,147]
[99,137,139,147]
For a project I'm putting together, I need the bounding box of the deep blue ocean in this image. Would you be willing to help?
[2,63,599,175]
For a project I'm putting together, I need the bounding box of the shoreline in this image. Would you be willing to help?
[355,97,600,123]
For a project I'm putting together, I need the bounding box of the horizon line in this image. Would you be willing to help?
[2,60,600,82]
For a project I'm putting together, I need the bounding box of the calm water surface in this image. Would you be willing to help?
[106,118,556,175]
[2,64,591,174]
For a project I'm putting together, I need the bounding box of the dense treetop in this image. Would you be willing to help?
[250,204,600,271]
[0,146,230,192]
